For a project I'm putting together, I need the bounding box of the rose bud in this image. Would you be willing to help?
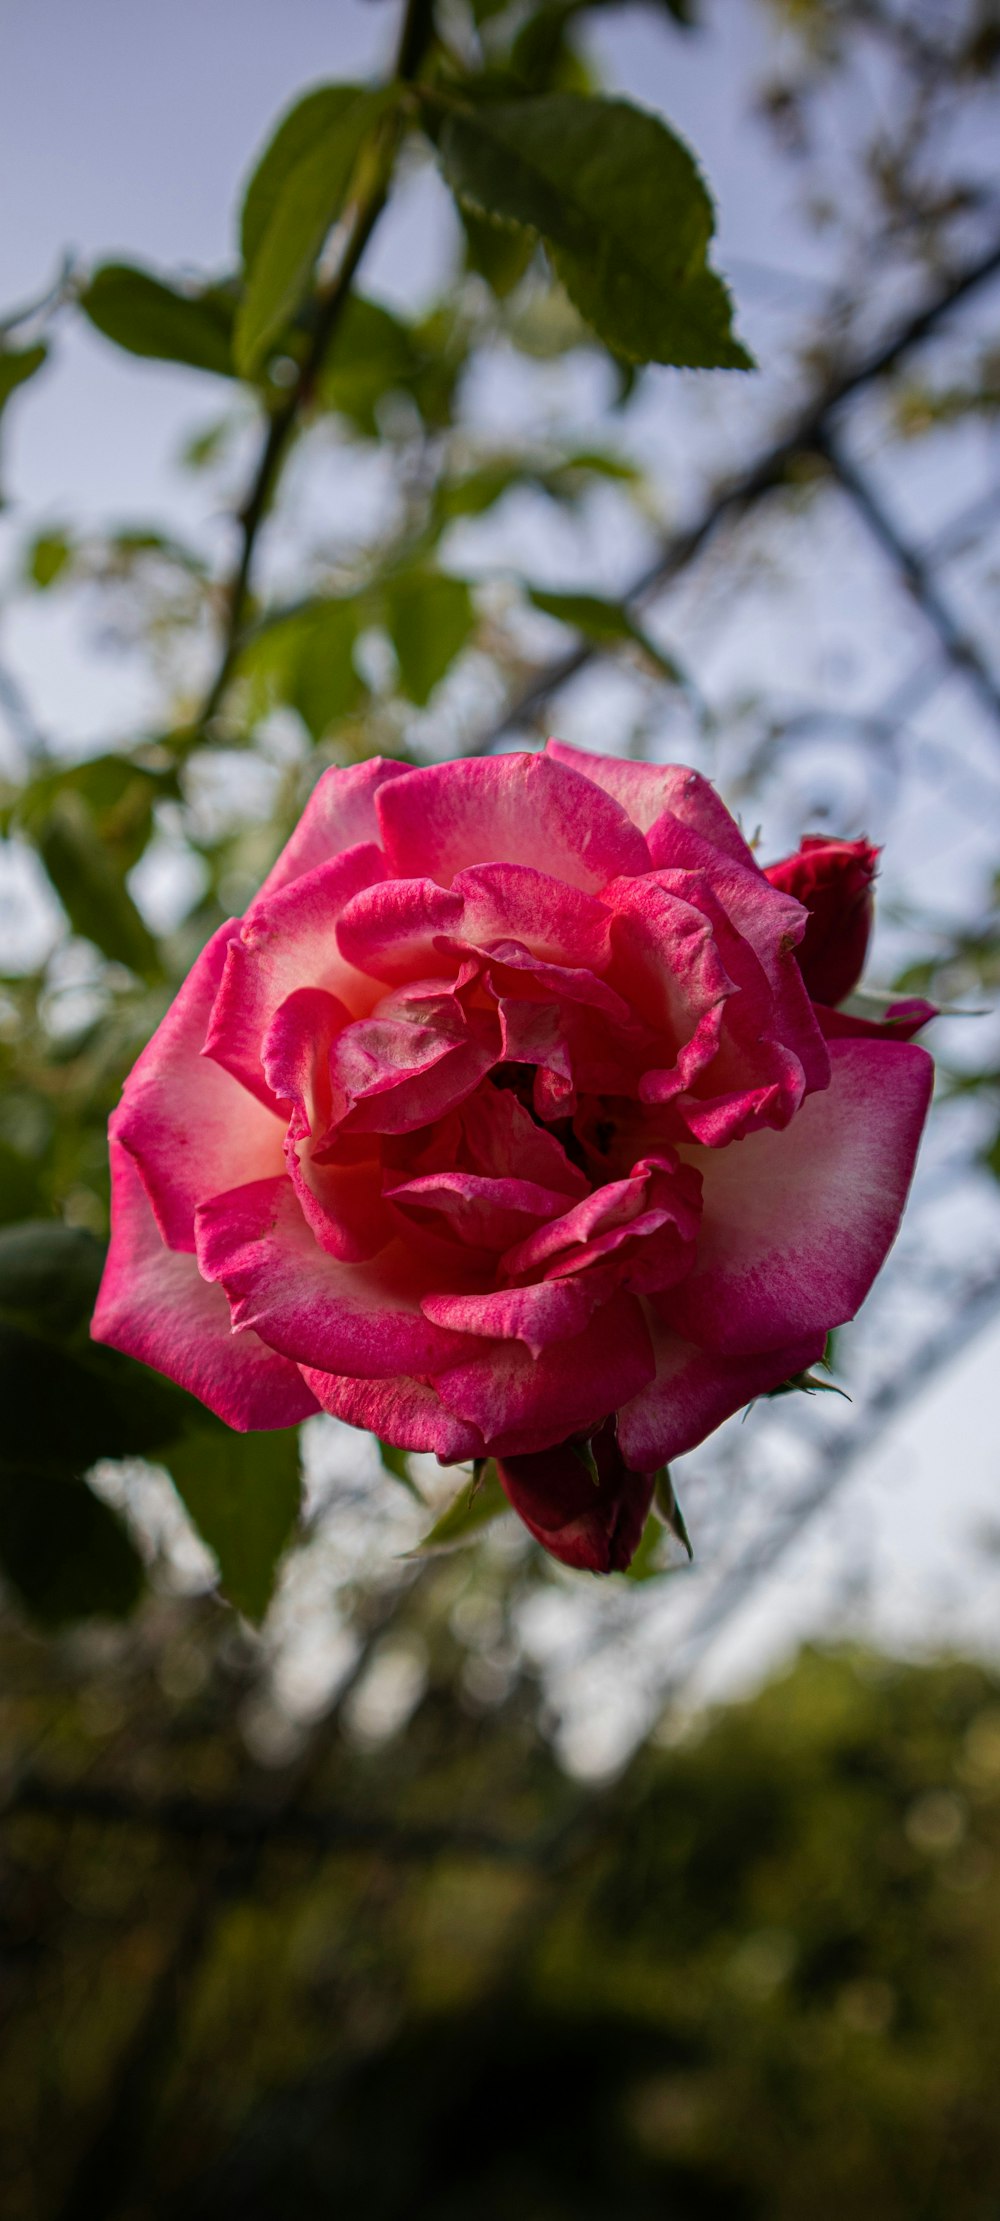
[495,1420,655,1573]
[764,835,879,1008]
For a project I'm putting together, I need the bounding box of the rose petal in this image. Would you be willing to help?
[300,1367,484,1461]
[205,845,388,1107]
[616,1314,825,1470]
[257,757,408,900]
[546,737,755,860]
[432,1292,655,1457]
[658,1037,933,1355]
[92,1143,318,1429]
[112,920,285,1253]
[376,752,651,891]
[196,1175,477,1379]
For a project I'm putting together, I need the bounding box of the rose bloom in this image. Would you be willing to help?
[93,743,933,1572]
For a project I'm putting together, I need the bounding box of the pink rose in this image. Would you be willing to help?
[92,743,933,1573]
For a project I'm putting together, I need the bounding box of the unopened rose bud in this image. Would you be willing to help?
[765,835,879,1007]
[495,1419,654,1574]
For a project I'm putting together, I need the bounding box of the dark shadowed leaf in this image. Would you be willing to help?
[36,791,160,977]
[165,1425,303,1622]
[385,570,475,704]
[459,202,536,297]
[438,94,752,367]
[0,341,48,413]
[654,1466,693,1559]
[0,1219,104,1339]
[527,586,684,683]
[80,264,236,376]
[0,1465,144,1627]
[235,87,396,377]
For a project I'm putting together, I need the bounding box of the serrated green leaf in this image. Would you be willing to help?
[165,1425,302,1622]
[385,569,474,704]
[416,1463,509,1552]
[0,341,48,412]
[80,264,235,376]
[235,86,396,378]
[0,1465,144,1628]
[459,202,536,297]
[439,94,752,368]
[36,790,160,978]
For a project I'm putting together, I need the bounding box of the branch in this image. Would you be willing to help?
[814,426,1000,730]
[473,234,1000,751]
[196,0,438,730]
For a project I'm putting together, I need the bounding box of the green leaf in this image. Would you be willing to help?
[0,1313,188,1473]
[622,1509,670,1582]
[319,293,421,432]
[385,570,475,704]
[460,202,536,298]
[36,790,160,977]
[0,1465,144,1627]
[378,1439,425,1503]
[27,528,73,588]
[0,340,48,412]
[654,1466,693,1560]
[235,86,396,378]
[527,585,684,683]
[80,263,236,377]
[164,1425,302,1622]
[291,601,365,739]
[416,1463,510,1552]
[0,1219,104,1340]
[241,85,368,274]
[0,1142,46,1229]
[438,94,752,368]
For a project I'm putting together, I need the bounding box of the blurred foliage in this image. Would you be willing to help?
[2,1636,1000,2215]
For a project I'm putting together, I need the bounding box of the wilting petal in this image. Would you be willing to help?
[196,1175,476,1379]
[496,1417,655,1572]
[112,921,285,1253]
[658,1037,933,1355]
[616,1314,825,1471]
[92,1143,318,1429]
[432,1292,655,1458]
[205,845,388,1106]
[301,1367,484,1462]
[257,758,408,900]
[376,752,651,892]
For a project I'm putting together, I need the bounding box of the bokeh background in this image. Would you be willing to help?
[2,1,1000,2213]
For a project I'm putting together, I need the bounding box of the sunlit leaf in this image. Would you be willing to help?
[438,93,752,367]
[235,86,397,378]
